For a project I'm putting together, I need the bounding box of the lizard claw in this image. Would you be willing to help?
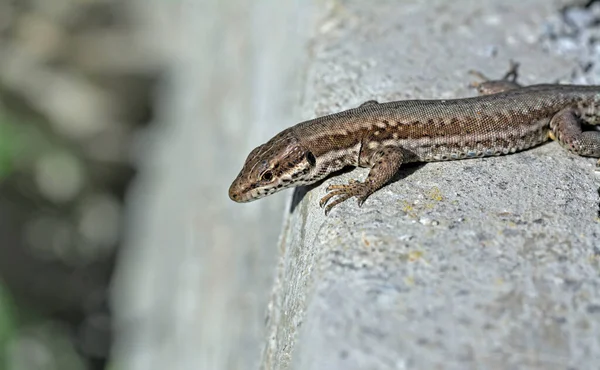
[319,180,371,215]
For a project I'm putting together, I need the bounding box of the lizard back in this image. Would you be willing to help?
[292,84,600,162]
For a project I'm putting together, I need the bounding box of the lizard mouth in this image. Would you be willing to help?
[229,178,283,203]
[228,179,269,203]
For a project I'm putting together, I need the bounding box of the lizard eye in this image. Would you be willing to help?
[260,170,273,182]
[305,151,316,166]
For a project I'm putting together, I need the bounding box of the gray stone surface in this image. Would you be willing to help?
[110,1,320,370]
[262,0,600,369]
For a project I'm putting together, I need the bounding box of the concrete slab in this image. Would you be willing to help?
[261,0,600,369]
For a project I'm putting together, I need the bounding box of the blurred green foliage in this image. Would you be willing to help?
[0,109,23,180]
[0,106,20,367]
[0,282,18,369]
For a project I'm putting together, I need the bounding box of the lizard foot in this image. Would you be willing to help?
[468,60,521,95]
[319,179,372,215]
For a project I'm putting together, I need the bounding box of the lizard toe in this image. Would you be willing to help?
[320,180,375,213]
[320,181,367,213]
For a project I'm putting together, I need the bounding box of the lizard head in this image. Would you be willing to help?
[229,129,317,202]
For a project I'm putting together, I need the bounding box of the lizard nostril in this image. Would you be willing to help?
[228,182,240,201]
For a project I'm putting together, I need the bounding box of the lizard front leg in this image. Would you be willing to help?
[319,146,404,214]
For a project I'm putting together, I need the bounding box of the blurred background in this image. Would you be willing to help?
[4,0,598,369]
[0,0,316,369]
[0,0,164,369]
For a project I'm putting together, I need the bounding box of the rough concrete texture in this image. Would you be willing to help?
[262,0,600,369]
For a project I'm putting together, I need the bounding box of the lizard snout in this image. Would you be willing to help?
[228,178,247,203]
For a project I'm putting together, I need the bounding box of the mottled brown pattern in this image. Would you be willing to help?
[230,82,600,212]
[292,84,599,161]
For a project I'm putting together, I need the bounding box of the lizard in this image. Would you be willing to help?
[229,64,600,214]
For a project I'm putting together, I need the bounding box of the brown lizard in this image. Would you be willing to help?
[229,64,600,214]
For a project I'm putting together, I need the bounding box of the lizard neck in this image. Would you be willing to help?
[292,114,365,181]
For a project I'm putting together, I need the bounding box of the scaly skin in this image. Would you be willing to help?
[229,65,600,214]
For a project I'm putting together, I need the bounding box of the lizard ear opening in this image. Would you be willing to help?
[305,151,316,166]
